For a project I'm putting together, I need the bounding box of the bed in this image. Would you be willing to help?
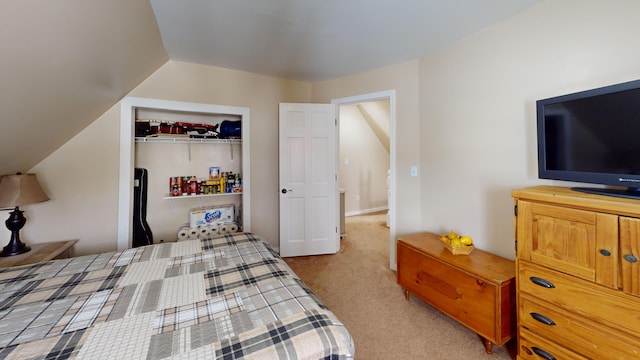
[0,232,354,359]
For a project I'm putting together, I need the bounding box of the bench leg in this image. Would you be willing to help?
[483,338,493,354]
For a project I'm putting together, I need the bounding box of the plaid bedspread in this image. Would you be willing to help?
[0,233,354,359]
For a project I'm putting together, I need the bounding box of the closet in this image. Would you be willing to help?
[117,97,250,250]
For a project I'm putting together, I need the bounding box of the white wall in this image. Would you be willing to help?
[20,61,311,255]
[339,102,390,214]
[419,0,640,259]
[7,106,121,255]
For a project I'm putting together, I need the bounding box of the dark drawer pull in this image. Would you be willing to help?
[530,276,555,288]
[624,254,638,263]
[530,312,556,326]
[532,346,556,360]
[599,249,611,256]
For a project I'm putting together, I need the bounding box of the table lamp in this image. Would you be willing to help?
[0,173,50,257]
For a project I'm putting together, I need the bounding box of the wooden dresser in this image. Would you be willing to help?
[512,186,640,359]
[397,232,516,353]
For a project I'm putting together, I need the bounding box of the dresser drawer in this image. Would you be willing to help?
[398,244,497,341]
[519,261,640,338]
[519,295,640,359]
[518,327,588,360]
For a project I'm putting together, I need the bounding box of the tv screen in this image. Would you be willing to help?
[537,79,640,199]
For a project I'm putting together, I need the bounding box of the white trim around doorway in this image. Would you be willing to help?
[331,90,397,270]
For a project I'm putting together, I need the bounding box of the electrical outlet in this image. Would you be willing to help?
[410,166,418,177]
[356,194,360,201]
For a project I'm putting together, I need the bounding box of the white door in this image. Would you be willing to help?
[279,103,338,257]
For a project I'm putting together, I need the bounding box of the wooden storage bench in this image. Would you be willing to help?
[397,232,516,354]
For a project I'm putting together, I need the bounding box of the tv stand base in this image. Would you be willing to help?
[571,187,640,200]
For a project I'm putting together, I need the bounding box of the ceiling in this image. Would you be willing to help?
[0,0,539,176]
[150,0,540,81]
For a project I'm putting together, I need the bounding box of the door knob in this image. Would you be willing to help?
[281,188,293,194]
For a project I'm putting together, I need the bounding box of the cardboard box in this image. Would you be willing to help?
[190,204,234,228]
[209,167,220,180]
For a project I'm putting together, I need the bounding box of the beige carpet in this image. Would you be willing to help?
[284,212,517,359]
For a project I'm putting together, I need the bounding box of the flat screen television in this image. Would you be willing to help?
[537,79,640,200]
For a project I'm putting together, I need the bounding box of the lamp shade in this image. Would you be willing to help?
[0,173,50,208]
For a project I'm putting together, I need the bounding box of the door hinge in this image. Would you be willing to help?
[335,118,337,126]
[514,205,518,216]
[515,240,518,252]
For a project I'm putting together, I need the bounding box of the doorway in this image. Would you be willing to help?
[332,90,396,269]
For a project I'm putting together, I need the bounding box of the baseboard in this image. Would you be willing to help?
[345,206,388,217]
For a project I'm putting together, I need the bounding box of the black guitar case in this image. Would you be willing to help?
[133,168,153,247]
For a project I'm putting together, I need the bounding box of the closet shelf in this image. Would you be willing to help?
[163,192,242,212]
[162,192,242,200]
[135,137,241,145]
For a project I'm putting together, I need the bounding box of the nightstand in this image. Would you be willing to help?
[0,239,78,267]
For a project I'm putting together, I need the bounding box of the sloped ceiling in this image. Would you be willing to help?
[0,0,539,176]
[0,0,167,176]
[356,101,390,153]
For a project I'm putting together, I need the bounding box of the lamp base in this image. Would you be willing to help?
[1,206,31,257]
[0,242,31,257]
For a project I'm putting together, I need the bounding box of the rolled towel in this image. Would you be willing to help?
[226,222,238,233]
[199,226,210,237]
[188,227,199,239]
[177,226,190,241]
[219,222,238,234]
[207,223,220,236]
